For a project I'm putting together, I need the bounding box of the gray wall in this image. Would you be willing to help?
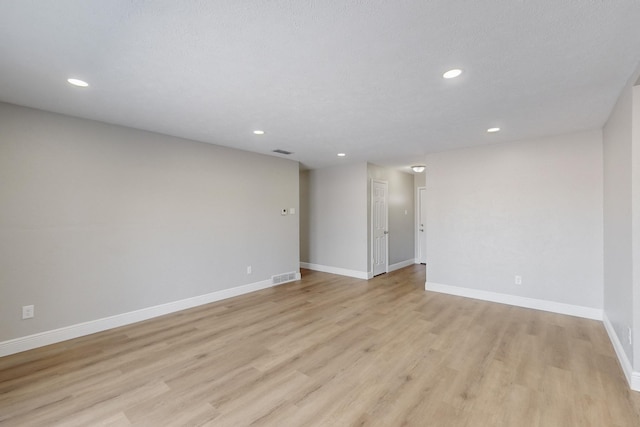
[424,130,604,309]
[301,163,368,274]
[414,172,426,192]
[0,103,299,342]
[603,81,634,364]
[634,85,640,369]
[301,163,415,276]
[367,164,415,267]
[414,172,426,260]
[299,169,311,263]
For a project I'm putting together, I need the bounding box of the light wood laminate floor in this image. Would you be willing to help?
[1,265,639,426]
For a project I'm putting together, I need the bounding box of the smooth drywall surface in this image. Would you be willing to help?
[388,169,415,265]
[304,163,368,273]
[0,103,299,342]
[603,83,634,364]
[367,164,415,267]
[299,170,310,263]
[414,172,426,261]
[414,172,426,192]
[425,130,603,309]
[633,85,640,369]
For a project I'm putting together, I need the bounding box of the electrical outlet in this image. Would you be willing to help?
[247,266,252,274]
[514,275,522,285]
[628,327,633,345]
[289,208,296,215]
[22,305,34,319]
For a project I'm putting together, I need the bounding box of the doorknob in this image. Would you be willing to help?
[383,231,389,234]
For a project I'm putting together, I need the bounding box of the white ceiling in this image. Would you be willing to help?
[1,1,639,170]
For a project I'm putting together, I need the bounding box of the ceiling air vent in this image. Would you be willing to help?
[273,149,293,155]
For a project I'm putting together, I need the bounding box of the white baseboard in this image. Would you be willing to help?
[300,262,369,280]
[0,275,297,358]
[425,281,603,321]
[388,259,415,273]
[300,260,413,279]
[603,313,640,391]
[425,281,640,392]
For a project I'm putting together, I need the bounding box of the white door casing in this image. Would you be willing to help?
[371,180,388,276]
[417,187,427,264]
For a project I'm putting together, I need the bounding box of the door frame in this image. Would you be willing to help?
[371,179,389,276]
[416,186,426,264]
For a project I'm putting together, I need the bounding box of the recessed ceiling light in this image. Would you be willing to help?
[487,127,501,133]
[442,69,462,79]
[67,78,89,87]
[253,130,265,135]
[337,153,346,157]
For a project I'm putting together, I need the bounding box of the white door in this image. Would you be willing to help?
[371,180,388,276]
[417,187,427,264]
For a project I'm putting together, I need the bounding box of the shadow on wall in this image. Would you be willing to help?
[299,170,311,263]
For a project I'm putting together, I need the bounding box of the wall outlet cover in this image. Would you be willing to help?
[22,305,34,319]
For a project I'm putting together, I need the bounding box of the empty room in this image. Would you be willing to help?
[2,1,640,426]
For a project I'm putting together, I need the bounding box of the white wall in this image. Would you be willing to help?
[367,164,415,268]
[301,163,368,276]
[603,82,634,364]
[425,131,604,310]
[0,103,299,343]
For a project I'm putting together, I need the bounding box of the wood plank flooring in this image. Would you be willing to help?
[1,265,639,426]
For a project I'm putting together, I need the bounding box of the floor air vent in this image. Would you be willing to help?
[272,149,293,155]
[272,272,298,285]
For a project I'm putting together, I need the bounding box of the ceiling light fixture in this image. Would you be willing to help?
[67,78,89,87]
[411,165,426,173]
[442,69,462,79]
[253,130,265,135]
[487,127,501,133]
[337,153,346,157]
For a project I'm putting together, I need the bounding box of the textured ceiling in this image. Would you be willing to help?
[1,1,640,170]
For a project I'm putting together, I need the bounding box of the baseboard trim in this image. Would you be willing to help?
[603,313,640,391]
[0,276,294,358]
[388,259,415,273]
[631,371,640,392]
[425,281,603,321]
[300,262,369,280]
